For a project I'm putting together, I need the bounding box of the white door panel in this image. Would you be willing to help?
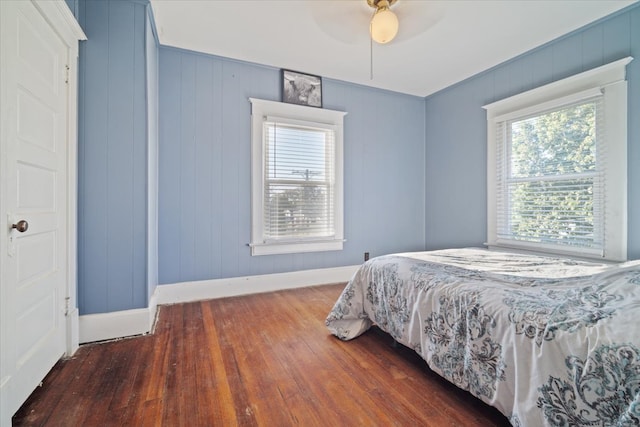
[16,231,57,288]
[16,89,59,153]
[16,7,63,100]
[17,162,57,210]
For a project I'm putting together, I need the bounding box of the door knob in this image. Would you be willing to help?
[11,220,28,233]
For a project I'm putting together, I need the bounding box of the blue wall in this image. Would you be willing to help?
[424,3,640,260]
[73,1,639,315]
[157,48,426,284]
[77,0,153,314]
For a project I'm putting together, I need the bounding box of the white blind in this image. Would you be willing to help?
[495,96,605,254]
[263,119,335,241]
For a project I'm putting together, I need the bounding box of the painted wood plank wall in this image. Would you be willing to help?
[424,3,640,260]
[77,0,150,314]
[158,47,426,285]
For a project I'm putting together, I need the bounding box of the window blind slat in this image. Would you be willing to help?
[263,121,335,240]
[495,96,604,251]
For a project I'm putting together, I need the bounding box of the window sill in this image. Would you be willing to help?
[250,239,344,256]
[488,240,625,262]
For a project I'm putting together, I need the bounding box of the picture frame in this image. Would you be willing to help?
[282,69,322,108]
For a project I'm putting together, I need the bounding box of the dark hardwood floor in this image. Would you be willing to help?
[13,283,511,426]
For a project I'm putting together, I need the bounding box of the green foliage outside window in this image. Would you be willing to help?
[507,101,599,247]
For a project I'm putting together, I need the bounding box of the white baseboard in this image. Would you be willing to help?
[79,288,159,344]
[156,265,358,305]
[78,265,358,343]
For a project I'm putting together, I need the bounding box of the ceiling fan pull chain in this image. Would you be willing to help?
[370,31,374,80]
[369,12,375,80]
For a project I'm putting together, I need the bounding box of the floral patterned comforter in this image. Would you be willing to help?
[326,248,640,426]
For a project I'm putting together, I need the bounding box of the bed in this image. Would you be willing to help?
[325,248,640,426]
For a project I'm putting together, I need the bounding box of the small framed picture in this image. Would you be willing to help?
[282,69,322,108]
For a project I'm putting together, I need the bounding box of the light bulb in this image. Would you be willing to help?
[370,8,399,44]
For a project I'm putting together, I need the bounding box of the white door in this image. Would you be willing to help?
[1,0,73,421]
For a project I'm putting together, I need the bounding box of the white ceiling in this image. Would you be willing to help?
[149,0,636,97]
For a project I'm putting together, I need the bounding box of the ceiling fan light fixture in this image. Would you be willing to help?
[369,0,399,44]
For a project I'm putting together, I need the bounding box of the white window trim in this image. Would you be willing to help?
[249,98,346,256]
[483,57,632,261]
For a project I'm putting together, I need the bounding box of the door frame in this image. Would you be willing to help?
[31,0,86,358]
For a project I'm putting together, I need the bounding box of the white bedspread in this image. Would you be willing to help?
[326,248,640,426]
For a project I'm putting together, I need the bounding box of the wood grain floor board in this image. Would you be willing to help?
[13,283,511,427]
[200,302,238,425]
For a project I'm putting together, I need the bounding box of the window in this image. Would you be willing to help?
[484,57,632,261]
[249,98,346,256]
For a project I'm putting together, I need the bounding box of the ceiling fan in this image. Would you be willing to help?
[309,0,441,46]
[309,0,442,79]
